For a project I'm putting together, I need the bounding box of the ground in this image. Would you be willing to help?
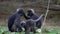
[42,25,60,34]
[0,26,41,34]
[0,26,60,34]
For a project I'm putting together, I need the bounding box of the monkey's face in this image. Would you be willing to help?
[27,10,33,17]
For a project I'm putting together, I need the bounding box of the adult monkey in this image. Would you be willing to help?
[27,9,43,28]
[21,14,44,34]
[8,8,25,32]
[23,9,44,32]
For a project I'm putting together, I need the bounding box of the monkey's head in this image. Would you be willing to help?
[27,9,35,17]
[16,8,25,16]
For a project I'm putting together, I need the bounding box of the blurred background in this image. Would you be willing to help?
[0,0,60,34]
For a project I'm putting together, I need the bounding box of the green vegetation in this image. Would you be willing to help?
[42,26,60,34]
[0,26,60,34]
[0,27,40,34]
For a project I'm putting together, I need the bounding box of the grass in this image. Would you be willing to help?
[0,26,60,34]
[0,26,40,34]
[42,26,60,34]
